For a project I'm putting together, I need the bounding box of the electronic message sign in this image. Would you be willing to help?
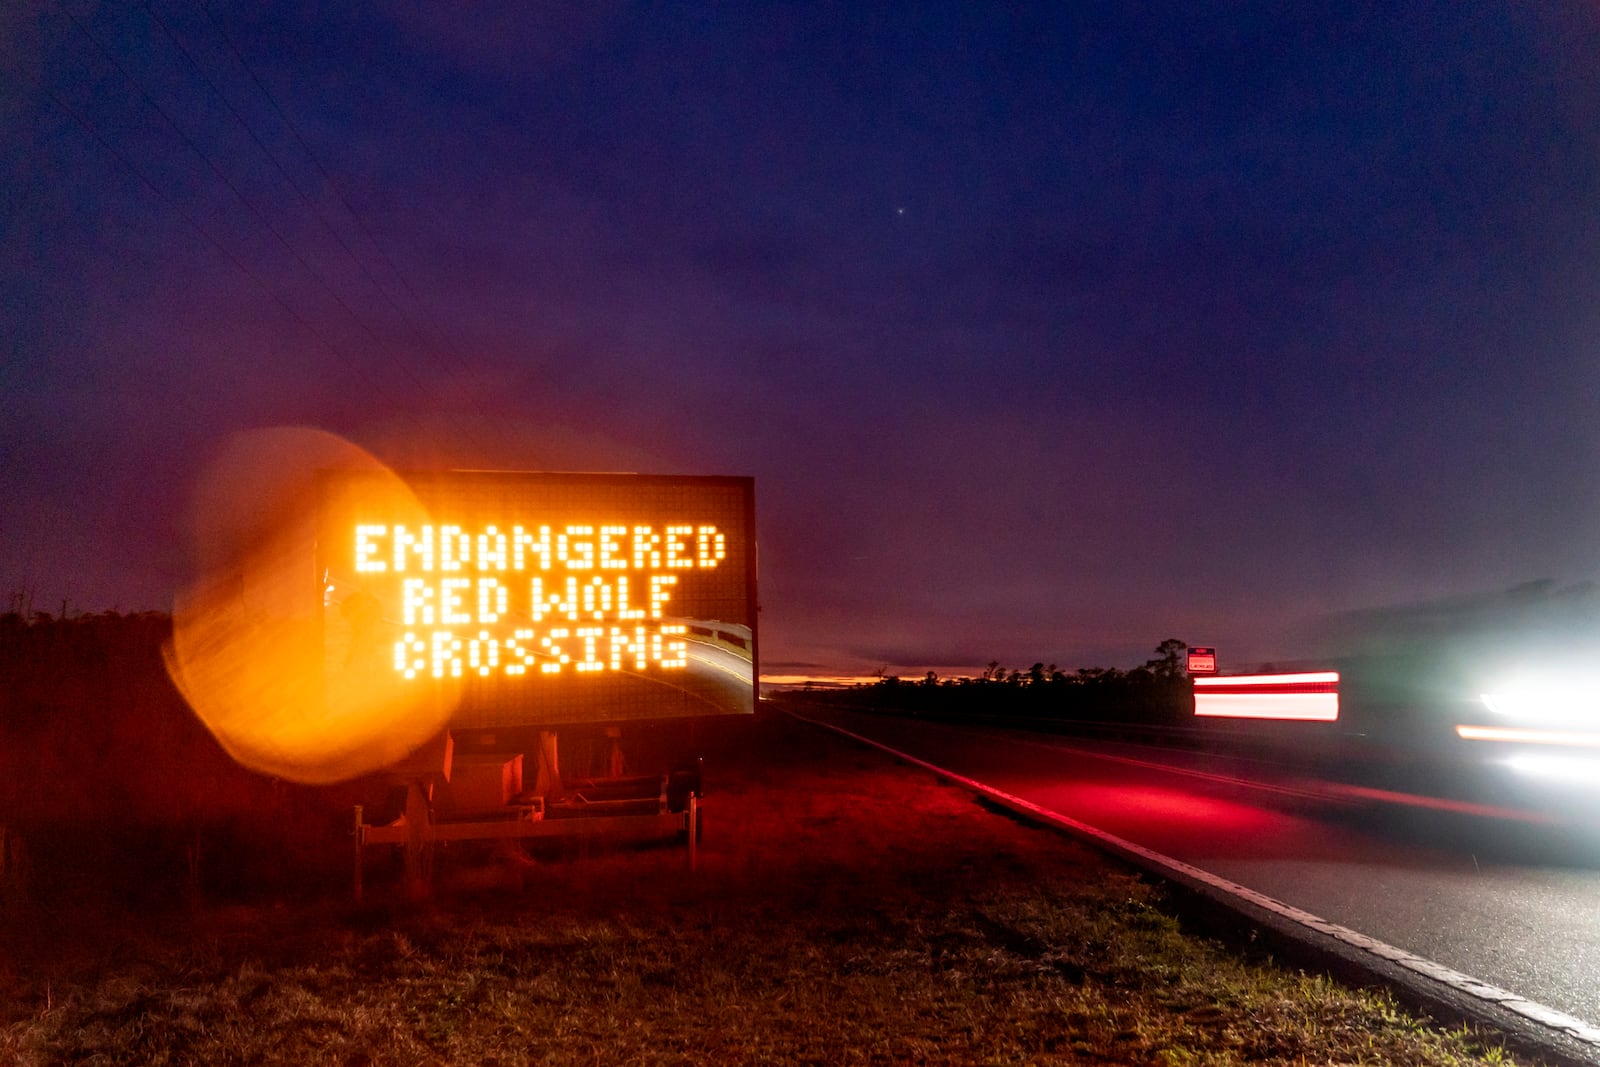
[318,471,757,729]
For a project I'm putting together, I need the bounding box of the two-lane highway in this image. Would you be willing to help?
[805,708,1600,1029]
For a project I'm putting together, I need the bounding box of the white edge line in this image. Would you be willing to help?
[792,712,1600,1048]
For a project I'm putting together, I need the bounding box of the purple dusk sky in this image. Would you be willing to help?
[3,2,1600,678]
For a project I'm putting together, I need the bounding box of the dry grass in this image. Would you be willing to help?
[0,708,1528,1065]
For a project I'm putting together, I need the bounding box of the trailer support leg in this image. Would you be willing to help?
[687,793,698,873]
[535,730,562,797]
[403,781,432,901]
[605,726,625,777]
[353,805,364,904]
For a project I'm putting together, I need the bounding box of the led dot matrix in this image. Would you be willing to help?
[325,473,754,726]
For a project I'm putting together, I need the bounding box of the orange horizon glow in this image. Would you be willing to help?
[760,673,888,688]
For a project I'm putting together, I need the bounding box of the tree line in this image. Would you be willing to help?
[775,638,1195,726]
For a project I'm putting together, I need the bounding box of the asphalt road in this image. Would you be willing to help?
[807,708,1600,1029]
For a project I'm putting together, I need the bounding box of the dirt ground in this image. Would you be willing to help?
[0,706,1531,1065]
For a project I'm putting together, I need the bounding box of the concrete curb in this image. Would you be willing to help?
[792,710,1600,1067]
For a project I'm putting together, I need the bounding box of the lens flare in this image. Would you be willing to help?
[164,428,454,783]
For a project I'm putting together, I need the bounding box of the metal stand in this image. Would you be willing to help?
[354,728,701,898]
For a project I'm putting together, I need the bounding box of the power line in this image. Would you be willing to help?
[146,2,422,349]
[191,0,533,456]
[194,0,435,332]
[57,5,404,372]
[7,41,418,437]
[54,0,495,454]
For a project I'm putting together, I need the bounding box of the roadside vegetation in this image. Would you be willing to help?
[775,638,1198,726]
[0,614,1532,1064]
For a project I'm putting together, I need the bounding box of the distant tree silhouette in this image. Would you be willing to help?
[773,640,1194,726]
[1145,638,1188,680]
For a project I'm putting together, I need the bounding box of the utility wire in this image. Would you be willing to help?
[11,38,418,441]
[146,2,424,351]
[58,4,407,376]
[194,0,436,334]
[192,0,531,457]
[55,1,493,453]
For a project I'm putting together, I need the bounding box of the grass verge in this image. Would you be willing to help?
[1,708,1532,1065]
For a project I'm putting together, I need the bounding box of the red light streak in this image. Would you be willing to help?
[1193,672,1340,721]
[1193,672,1339,690]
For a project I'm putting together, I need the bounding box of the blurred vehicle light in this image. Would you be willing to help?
[1456,724,1600,748]
[1480,680,1600,726]
[1193,672,1339,721]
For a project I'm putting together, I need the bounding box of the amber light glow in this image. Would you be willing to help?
[320,469,758,731]
[353,522,726,681]
[164,429,453,784]
[1193,672,1340,722]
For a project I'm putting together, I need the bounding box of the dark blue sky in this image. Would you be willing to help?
[3,2,1599,676]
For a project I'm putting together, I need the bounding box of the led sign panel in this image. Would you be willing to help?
[1185,647,1217,675]
[318,471,756,728]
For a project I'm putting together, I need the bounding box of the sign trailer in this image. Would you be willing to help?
[321,470,757,895]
